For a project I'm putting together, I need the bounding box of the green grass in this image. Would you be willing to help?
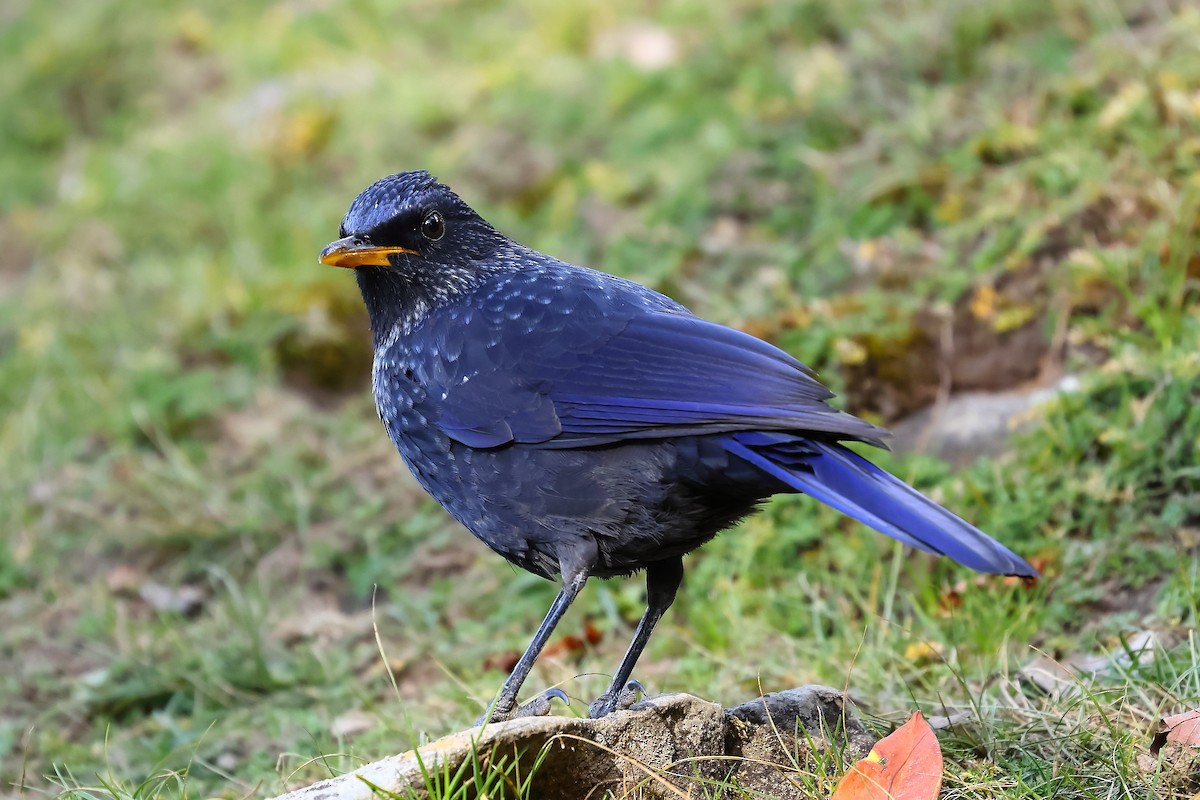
[1,0,1199,797]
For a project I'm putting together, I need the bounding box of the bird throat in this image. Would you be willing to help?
[355,262,480,347]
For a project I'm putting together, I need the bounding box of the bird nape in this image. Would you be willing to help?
[321,170,1037,723]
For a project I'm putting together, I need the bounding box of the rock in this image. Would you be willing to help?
[270,687,869,800]
[889,376,1080,466]
[725,687,874,799]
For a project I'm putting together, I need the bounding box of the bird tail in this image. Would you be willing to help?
[724,432,1037,577]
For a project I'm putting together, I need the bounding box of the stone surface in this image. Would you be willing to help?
[270,687,868,800]
[889,376,1080,466]
[725,687,874,799]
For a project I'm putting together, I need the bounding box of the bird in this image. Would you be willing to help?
[320,170,1037,722]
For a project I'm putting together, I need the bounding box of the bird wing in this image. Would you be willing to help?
[537,312,885,447]
[426,270,885,449]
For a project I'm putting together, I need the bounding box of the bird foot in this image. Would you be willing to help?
[476,687,570,726]
[587,680,647,718]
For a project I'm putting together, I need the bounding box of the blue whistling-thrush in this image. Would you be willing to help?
[320,171,1037,722]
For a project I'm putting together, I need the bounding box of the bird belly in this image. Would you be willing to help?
[450,437,768,580]
[375,356,769,579]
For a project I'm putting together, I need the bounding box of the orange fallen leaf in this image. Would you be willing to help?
[482,651,520,674]
[488,621,604,670]
[583,619,603,646]
[543,620,604,659]
[831,711,943,800]
[543,634,586,659]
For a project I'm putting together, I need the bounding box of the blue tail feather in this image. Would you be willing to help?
[724,433,1037,577]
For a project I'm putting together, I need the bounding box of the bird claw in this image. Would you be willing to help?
[588,680,648,718]
[476,687,571,726]
[517,686,571,717]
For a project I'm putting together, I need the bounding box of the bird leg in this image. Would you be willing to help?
[598,679,648,714]
[476,567,589,725]
[588,557,684,718]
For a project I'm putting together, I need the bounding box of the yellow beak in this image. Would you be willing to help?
[319,236,418,269]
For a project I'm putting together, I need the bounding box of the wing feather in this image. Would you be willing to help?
[429,271,884,449]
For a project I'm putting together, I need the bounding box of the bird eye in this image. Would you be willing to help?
[421,211,445,241]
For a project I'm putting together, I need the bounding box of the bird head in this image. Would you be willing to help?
[322,172,513,340]
[320,171,504,271]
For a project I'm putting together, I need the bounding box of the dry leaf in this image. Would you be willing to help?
[138,582,205,616]
[482,650,521,674]
[542,620,604,659]
[1152,709,1200,755]
[1165,710,1200,746]
[831,711,943,800]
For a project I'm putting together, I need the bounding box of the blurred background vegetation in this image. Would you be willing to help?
[1,0,1198,796]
